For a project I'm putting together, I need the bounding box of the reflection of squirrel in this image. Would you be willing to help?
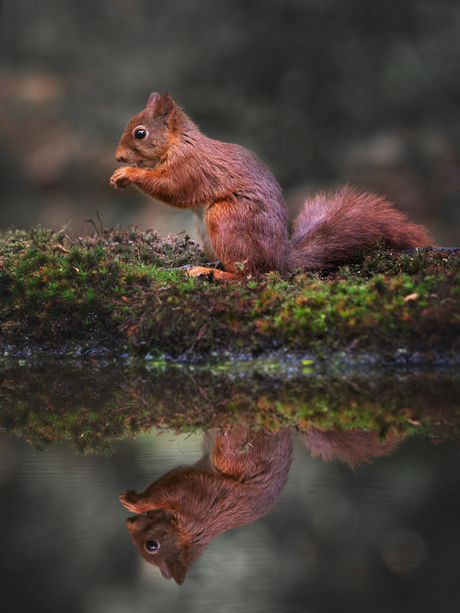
[120,427,293,585]
[110,92,432,279]
[120,426,397,584]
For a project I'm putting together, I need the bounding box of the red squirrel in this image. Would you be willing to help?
[120,426,397,584]
[120,427,293,585]
[110,92,432,280]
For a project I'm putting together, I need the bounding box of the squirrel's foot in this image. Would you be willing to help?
[110,166,136,190]
[188,266,236,281]
[120,489,143,511]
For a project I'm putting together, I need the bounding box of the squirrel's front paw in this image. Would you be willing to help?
[110,167,134,190]
[120,489,141,511]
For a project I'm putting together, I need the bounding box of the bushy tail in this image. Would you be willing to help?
[301,427,399,468]
[288,185,433,270]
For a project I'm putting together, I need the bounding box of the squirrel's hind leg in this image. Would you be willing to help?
[187,266,236,281]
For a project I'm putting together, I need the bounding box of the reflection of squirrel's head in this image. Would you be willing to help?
[125,508,191,585]
[115,92,181,170]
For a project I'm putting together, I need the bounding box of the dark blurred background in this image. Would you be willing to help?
[1,0,460,243]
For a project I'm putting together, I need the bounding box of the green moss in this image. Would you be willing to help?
[125,257,460,359]
[0,226,459,359]
[0,225,204,350]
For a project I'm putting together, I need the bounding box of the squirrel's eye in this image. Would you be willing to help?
[146,540,159,552]
[135,129,147,140]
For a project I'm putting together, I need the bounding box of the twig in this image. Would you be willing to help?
[96,211,104,235]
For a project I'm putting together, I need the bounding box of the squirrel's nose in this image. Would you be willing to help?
[115,145,128,163]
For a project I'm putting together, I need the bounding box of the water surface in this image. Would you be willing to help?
[1,360,459,613]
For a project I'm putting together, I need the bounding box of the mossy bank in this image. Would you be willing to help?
[1,224,459,362]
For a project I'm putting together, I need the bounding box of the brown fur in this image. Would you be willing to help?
[120,425,399,584]
[111,92,432,277]
[120,427,293,584]
[288,187,432,269]
[301,426,399,468]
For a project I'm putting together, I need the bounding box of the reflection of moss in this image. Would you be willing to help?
[0,226,459,360]
[0,361,458,454]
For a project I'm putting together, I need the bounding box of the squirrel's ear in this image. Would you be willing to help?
[159,556,188,586]
[156,92,176,117]
[147,92,161,108]
[147,92,176,118]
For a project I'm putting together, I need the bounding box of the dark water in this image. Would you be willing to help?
[1,361,459,613]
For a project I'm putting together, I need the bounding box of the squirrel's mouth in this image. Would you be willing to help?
[134,160,148,169]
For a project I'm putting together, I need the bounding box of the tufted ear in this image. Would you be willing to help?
[159,555,189,586]
[157,92,176,117]
[147,92,161,108]
[147,92,176,118]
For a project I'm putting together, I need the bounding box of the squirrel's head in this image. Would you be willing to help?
[115,92,178,169]
[125,508,193,585]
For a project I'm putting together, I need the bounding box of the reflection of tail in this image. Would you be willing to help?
[301,427,399,468]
